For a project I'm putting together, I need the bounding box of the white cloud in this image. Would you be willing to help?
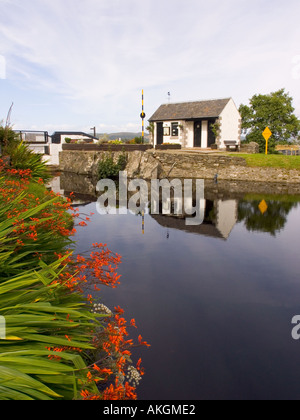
[0,55,6,79]
[1,0,300,130]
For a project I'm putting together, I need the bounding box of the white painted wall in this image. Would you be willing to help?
[46,176,64,196]
[156,120,208,148]
[162,122,172,143]
[60,134,96,143]
[27,144,47,154]
[216,199,238,239]
[49,143,63,166]
[219,98,241,148]
[185,121,194,148]
[48,134,96,165]
[201,121,208,148]
[161,121,184,144]
[153,98,241,149]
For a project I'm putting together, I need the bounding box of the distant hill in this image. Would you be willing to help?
[97,132,150,141]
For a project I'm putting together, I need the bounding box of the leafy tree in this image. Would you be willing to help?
[238,199,297,236]
[239,89,300,153]
[146,122,154,144]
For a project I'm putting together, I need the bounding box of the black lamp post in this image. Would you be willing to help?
[140,90,146,144]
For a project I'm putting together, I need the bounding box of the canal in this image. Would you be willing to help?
[51,174,300,400]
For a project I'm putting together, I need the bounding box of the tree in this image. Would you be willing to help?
[146,122,154,144]
[238,199,297,236]
[239,89,300,153]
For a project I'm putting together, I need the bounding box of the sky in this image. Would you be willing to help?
[0,0,300,134]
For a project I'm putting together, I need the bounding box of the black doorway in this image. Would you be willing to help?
[194,121,202,147]
[157,123,163,145]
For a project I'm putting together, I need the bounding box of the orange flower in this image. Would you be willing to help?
[138,335,151,348]
[130,319,137,328]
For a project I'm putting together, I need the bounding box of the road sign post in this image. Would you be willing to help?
[259,199,268,215]
[263,127,272,155]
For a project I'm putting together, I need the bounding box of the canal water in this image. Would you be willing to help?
[52,174,300,400]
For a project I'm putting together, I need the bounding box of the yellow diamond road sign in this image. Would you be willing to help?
[263,127,272,141]
[259,200,268,215]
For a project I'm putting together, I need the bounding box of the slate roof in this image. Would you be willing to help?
[149,98,231,122]
[151,214,226,240]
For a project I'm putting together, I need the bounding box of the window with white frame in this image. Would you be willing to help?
[163,126,170,136]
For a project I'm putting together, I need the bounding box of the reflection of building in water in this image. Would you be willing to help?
[216,200,238,239]
[151,199,238,240]
[54,172,239,238]
[47,176,96,207]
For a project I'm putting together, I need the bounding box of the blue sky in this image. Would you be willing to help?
[0,0,300,134]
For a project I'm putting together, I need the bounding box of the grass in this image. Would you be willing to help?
[0,165,147,400]
[243,193,300,203]
[229,154,300,170]
[0,182,101,399]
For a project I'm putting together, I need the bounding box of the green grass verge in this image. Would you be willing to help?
[243,193,300,203]
[230,154,300,170]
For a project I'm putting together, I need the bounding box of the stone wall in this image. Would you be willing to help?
[62,144,152,152]
[240,142,260,154]
[57,172,300,201]
[59,149,300,184]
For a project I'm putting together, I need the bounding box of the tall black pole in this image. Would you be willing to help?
[140,90,146,144]
[90,126,96,138]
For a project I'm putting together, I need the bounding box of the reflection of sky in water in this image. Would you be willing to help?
[70,196,300,400]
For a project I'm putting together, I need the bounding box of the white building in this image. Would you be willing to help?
[149,98,242,150]
[50,132,98,165]
[17,131,98,166]
[152,198,238,240]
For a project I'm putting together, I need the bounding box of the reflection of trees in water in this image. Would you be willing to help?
[238,200,299,236]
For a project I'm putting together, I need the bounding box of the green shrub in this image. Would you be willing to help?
[127,137,144,145]
[0,195,101,399]
[98,152,127,180]
[98,134,110,144]
[133,136,144,144]
[0,124,19,154]
[65,138,72,144]
[108,140,124,145]
[8,142,51,182]
[117,153,127,171]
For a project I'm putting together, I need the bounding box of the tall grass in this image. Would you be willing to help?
[0,179,102,399]
[0,165,148,400]
[7,141,51,182]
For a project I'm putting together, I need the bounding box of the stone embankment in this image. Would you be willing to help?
[59,149,300,184]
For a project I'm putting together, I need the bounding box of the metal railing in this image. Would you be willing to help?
[15,131,50,155]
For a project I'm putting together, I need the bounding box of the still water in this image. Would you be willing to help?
[53,174,300,400]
